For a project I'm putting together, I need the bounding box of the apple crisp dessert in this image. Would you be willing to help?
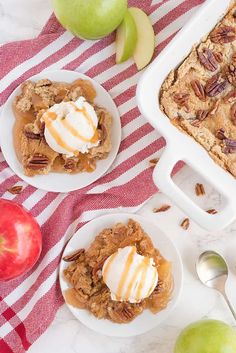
[13,78,112,176]
[63,219,173,324]
[160,1,236,178]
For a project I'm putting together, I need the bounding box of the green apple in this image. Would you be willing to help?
[175,320,236,353]
[129,7,155,70]
[116,10,137,64]
[53,0,128,40]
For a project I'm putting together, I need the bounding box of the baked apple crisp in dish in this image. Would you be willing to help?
[13,78,112,176]
[160,1,236,178]
[63,219,173,324]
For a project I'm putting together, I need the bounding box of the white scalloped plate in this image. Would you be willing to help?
[59,213,183,337]
[0,70,121,192]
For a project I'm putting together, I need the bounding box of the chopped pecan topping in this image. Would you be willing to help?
[153,205,171,213]
[27,153,49,170]
[222,138,236,154]
[173,92,190,110]
[24,130,41,140]
[7,185,23,195]
[195,183,205,196]
[225,63,236,86]
[214,51,223,63]
[216,128,227,140]
[149,158,159,167]
[35,79,52,88]
[191,119,201,127]
[210,26,236,44]
[191,80,206,101]
[92,259,107,278]
[230,102,236,126]
[205,73,227,97]
[198,48,218,72]
[64,158,77,170]
[63,249,85,262]
[180,218,190,230]
[120,307,134,321]
[197,109,209,121]
[224,89,236,103]
[206,209,218,215]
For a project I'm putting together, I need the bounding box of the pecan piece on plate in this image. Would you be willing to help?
[210,25,236,44]
[153,205,171,213]
[7,185,23,195]
[205,73,227,97]
[63,249,85,262]
[222,138,236,154]
[230,102,236,125]
[120,307,135,321]
[24,130,41,140]
[180,218,190,230]
[216,128,227,140]
[225,63,236,86]
[173,92,190,110]
[198,48,218,72]
[27,153,49,170]
[195,183,205,196]
[191,80,206,101]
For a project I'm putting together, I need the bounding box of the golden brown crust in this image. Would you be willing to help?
[160,1,236,178]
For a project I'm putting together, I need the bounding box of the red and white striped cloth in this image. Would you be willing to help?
[0,1,204,352]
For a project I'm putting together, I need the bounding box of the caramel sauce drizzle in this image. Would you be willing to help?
[116,247,136,300]
[136,258,150,301]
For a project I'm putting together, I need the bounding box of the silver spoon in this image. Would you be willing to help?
[196,250,236,321]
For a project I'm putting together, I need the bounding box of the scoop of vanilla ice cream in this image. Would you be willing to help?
[41,96,100,156]
[102,246,158,303]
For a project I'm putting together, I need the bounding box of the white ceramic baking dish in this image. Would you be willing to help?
[137,0,236,232]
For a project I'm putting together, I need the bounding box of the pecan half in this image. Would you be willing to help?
[196,109,209,121]
[205,74,227,97]
[195,183,205,196]
[27,153,49,170]
[214,51,223,63]
[216,128,227,140]
[223,89,236,103]
[223,138,236,154]
[180,218,190,230]
[230,102,236,125]
[191,80,206,101]
[198,48,218,72]
[153,205,171,213]
[24,130,41,140]
[210,26,236,44]
[206,209,218,215]
[63,249,85,262]
[7,185,23,195]
[149,158,159,167]
[225,64,236,86]
[173,92,190,110]
[120,307,134,321]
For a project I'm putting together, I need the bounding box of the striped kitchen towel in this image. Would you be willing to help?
[0,0,204,352]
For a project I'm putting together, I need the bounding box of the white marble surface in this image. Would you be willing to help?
[1,1,236,352]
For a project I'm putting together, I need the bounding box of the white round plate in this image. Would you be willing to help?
[0,70,121,193]
[60,213,183,337]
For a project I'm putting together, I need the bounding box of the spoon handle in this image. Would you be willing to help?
[222,291,236,321]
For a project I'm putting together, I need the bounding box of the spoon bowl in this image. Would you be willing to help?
[196,250,236,321]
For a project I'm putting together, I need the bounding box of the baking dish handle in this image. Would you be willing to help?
[152,147,236,232]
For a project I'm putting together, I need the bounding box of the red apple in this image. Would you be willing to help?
[0,199,42,281]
